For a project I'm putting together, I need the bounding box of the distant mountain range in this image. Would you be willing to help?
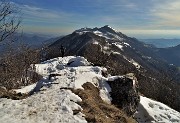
[140,38,180,48]
[140,38,180,66]
[156,44,180,66]
[48,25,180,112]
[0,33,62,53]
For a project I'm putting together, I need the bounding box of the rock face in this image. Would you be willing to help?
[107,75,140,116]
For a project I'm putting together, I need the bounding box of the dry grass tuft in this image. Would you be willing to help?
[73,82,137,123]
[0,87,28,100]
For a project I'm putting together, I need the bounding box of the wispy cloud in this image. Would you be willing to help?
[11,2,85,34]
[18,4,71,22]
[9,0,180,38]
[151,0,180,28]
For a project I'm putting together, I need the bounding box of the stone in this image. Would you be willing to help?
[107,74,140,116]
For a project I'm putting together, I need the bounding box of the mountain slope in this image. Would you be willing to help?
[156,44,180,66]
[48,25,180,112]
[0,33,63,55]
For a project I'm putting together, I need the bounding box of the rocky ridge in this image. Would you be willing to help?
[48,25,180,112]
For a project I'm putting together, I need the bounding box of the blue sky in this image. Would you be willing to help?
[9,0,180,38]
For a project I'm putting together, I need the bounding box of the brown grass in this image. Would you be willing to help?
[72,82,137,123]
[0,87,28,100]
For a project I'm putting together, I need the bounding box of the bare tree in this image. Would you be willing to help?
[0,1,42,89]
[0,0,21,42]
[0,43,42,89]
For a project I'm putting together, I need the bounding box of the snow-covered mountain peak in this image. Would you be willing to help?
[75,25,119,34]
[74,27,92,33]
[74,26,125,42]
[106,25,118,32]
[99,25,118,34]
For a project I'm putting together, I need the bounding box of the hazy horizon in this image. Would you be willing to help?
[22,28,180,39]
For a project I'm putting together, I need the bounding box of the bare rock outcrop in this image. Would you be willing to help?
[107,73,140,116]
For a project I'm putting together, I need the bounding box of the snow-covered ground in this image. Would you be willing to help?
[0,56,179,123]
[135,96,180,123]
[0,56,111,123]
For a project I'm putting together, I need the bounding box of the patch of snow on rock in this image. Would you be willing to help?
[109,33,124,41]
[93,30,103,35]
[130,59,141,69]
[103,46,109,50]
[112,51,121,55]
[107,76,123,81]
[123,56,141,69]
[112,42,124,51]
[107,25,119,33]
[93,41,99,45]
[123,42,131,47]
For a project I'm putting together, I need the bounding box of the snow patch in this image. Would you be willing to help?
[14,84,36,94]
[94,32,111,39]
[123,42,131,47]
[103,46,109,50]
[93,30,102,35]
[130,59,141,69]
[112,42,123,50]
[106,25,119,33]
[75,26,127,44]
[123,56,141,69]
[107,76,123,81]
[112,51,121,55]
[93,41,99,45]
[111,42,131,51]
[99,78,112,104]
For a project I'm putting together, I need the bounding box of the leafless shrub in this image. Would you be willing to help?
[0,43,42,89]
[40,43,55,61]
[0,0,21,43]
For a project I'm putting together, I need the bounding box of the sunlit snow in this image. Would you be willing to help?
[0,56,179,123]
[135,96,180,123]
